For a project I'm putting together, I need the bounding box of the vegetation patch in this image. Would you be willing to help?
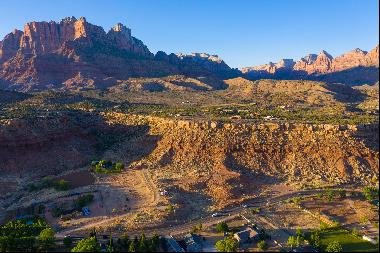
[91,160,125,174]
[319,229,378,252]
[0,217,54,252]
[27,176,71,192]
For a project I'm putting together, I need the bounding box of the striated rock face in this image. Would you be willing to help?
[0,17,237,91]
[242,45,379,85]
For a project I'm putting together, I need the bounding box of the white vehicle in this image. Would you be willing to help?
[211,213,220,217]
[241,204,248,208]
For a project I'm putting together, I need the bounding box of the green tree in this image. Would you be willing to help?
[138,233,147,252]
[116,234,130,251]
[166,204,174,213]
[325,189,335,201]
[107,236,114,253]
[363,186,379,201]
[309,231,321,249]
[114,162,125,172]
[71,236,101,252]
[257,240,268,250]
[325,240,343,252]
[63,236,73,248]
[215,222,229,233]
[291,197,302,205]
[151,233,160,251]
[38,228,55,251]
[128,241,136,252]
[296,228,304,240]
[287,236,298,249]
[215,238,238,252]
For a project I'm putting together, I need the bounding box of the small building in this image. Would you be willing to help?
[234,227,259,244]
[183,233,202,252]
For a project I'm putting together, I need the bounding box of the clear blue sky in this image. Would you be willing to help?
[0,0,378,68]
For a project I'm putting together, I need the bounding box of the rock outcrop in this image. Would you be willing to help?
[242,45,379,85]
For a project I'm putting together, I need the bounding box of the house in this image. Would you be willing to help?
[183,233,202,252]
[234,227,259,244]
[165,236,185,252]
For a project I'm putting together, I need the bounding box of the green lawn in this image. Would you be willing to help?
[320,229,378,252]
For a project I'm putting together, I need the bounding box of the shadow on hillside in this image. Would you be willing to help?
[316,66,379,86]
[243,66,379,87]
[323,82,368,104]
[224,152,281,199]
[0,108,159,178]
[0,89,31,104]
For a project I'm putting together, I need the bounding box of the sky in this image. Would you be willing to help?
[0,0,378,68]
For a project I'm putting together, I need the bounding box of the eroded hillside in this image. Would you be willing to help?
[103,113,379,210]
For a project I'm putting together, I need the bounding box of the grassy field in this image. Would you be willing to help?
[320,229,378,252]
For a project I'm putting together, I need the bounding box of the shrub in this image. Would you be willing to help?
[74,194,94,209]
[215,222,229,233]
[51,207,64,218]
[114,162,125,172]
[363,186,379,202]
[166,204,174,213]
[54,179,70,191]
[326,240,343,252]
[257,240,268,250]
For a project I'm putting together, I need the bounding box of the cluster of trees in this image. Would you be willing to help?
[0,217,55,252]
[28,176,71,192]
[287,228,306,249]
[71,232,160,252]
[92,160,125,174]
[215,237,238,252]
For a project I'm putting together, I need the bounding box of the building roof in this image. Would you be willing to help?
[165,236,185,252]
[235,227,258,241]
[183,233,202,252]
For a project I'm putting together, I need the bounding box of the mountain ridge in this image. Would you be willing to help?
[0,17,238,91]
[241,45,379,85]
[0,17,378,91]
